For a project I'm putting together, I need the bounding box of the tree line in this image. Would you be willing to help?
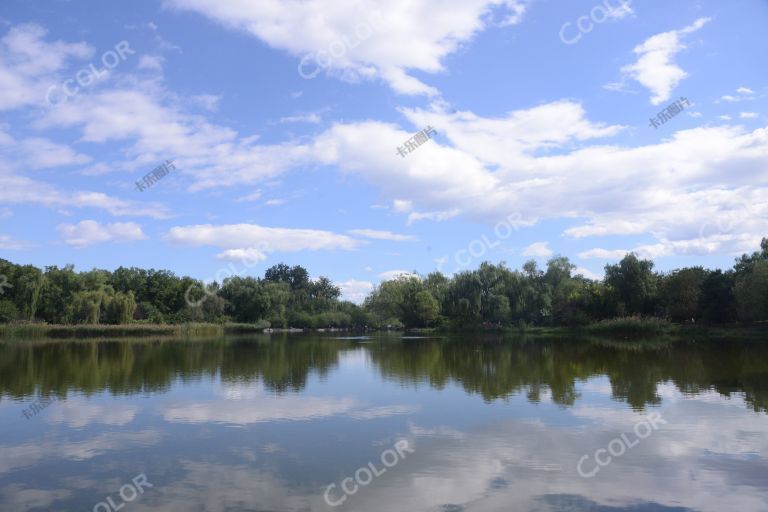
[0,238,766,328]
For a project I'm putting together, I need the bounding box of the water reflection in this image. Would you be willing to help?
[0,335,766,511]
[2,335,767,412]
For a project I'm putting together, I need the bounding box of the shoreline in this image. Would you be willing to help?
[0,321,765,341]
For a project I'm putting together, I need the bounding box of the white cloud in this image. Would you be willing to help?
[579,248,629,260]
[522,242,553,258]
[305,103,768,260]
[574,267,603,281]
[0,129,91,170]
[378,269,417,281]
[621,18,711,105]
[0,23,92,111]
[57,220,147,247]
[166,224,363,259]
[189,93,221,111]
[0,234,28,250]
[164,0,528,95]
[348,229,417,241]
[740,112,758,119]
[235,190,262,202]
[215,247,268,263]
[338,279,374,303]
[407,209,460,225]
[46,400,138,428]
[279,112,322,124]
[579,232,764,261]
[719,86,755,103]
[137,54,165,71]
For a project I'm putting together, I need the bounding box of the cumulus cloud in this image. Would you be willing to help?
[522,242,553,258]
[621,18,711,105]
[378,270,418,281]
[164,0,528,95]
[57,220,147,247]
[166,223,363,260]
[338,279,374,303]
[215,247,268,263]
[574,267,603,281]
[0,23,92,111]
[307,104,768,262]
[0,134,91,170]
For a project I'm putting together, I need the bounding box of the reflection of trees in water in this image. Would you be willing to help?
[0,336,767,413]
[367,337,768,412]
[0,336,348,399]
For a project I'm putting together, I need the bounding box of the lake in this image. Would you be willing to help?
[1,334,767,511]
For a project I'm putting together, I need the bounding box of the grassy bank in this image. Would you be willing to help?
[0,322,273,340]
[1,319,765,341]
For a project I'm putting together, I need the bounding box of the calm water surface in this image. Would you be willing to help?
[1,334,767,511]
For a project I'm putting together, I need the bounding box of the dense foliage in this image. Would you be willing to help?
[1,238,767,328]
[363,238,768,328]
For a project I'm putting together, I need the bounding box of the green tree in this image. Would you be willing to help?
[604,254,658,316]
[660,267,707,322]
[734,260,768,322]
[0,300,18,322]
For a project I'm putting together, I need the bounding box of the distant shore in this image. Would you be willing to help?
[0,320,765,341]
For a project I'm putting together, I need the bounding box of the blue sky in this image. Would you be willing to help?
[0,0,766,301]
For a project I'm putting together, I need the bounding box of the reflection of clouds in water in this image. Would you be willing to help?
[123,460,312,512]
[45,399,138,428]
[571,392,768,459]
[0,430,162,474]
[163,396,359,424]
[0,485,71,512]
[408,423,466,440]
[342,396,768,512]
[169,382,418,425]
[349,405,420,420]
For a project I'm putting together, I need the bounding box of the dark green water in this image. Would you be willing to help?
[1,334,767,511]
